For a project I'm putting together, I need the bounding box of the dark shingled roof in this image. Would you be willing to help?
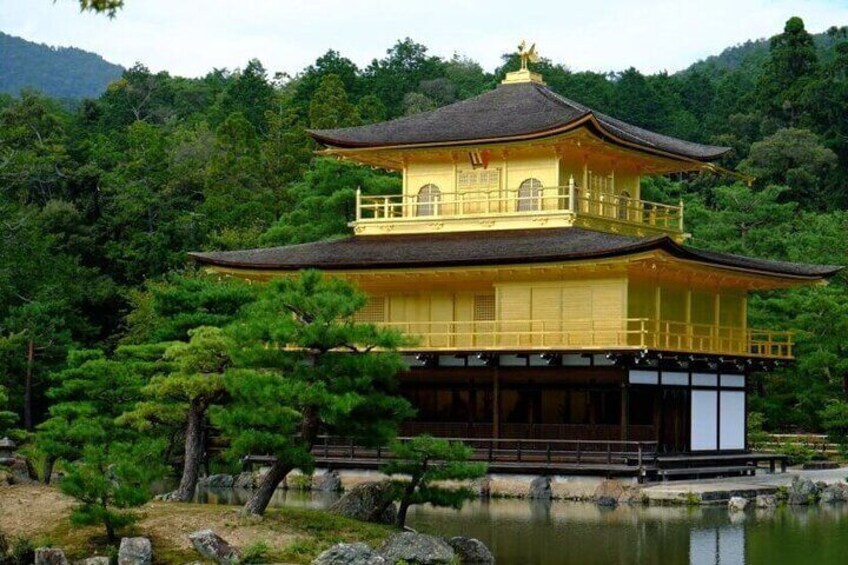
[189,228,841,280]
[308,81,730,161]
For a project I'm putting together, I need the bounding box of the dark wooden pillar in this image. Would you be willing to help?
[493,366,500,439]
[621,383,629,441]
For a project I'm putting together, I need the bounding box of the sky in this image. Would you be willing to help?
[2,0,848,78]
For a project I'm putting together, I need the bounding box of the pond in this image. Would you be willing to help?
[196,488,848,565]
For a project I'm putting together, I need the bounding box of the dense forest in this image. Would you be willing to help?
[0,32,124,100]
[1,16,848,471]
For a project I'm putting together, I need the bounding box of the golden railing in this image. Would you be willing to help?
[355,183,683,232]
[376,318,793,359]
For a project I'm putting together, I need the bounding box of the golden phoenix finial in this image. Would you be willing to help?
[517,40,539,71]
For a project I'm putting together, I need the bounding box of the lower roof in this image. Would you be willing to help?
[188,228,840,280]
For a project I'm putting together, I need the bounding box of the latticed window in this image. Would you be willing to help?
[517,178,543,211]
[457,169,500,191]
[474,294,496,321]
[416,184,441,216]
[355,297,386,323]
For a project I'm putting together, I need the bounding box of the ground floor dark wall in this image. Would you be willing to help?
[397,357,748,454]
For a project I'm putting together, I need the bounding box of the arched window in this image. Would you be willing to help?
[618,191,630,221]
[517,178,543,211]
[416,184,441,217]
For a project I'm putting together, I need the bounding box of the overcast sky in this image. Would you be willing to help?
[2,0,847,78]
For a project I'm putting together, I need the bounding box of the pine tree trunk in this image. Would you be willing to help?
[42,456,55,485]
[24,338,34,430]
[172,400,205,502]
[395,477,419,529]
[241,459,291,516]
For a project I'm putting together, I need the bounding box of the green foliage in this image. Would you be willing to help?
[241,539,270,564]
[122,326,230,431]
[0,32,123,99]
[0,385,17,437]
[382,435,487,528]
[261,158,400,245]
[779,442,816,466]
[746,412,770,450]
[123,272,257,344]
[218,270,413,473]
[60,441,163,541]
[820,401,848,451]
[309,74,360,129]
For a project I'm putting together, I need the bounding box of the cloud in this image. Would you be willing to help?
[2,0,847,78]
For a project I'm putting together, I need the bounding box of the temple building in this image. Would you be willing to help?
[191,46,840,477]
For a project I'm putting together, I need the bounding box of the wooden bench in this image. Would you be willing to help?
[658,465,756,481]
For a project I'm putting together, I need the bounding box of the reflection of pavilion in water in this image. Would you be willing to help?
[690,525,744,565]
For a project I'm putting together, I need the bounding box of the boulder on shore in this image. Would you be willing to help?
[312,470,342,492]
[312,542,386,565]
[787,476,820,505]
[34,547,69,565]
[189,530,240,565]
[118,537,153,565]
[447,536,495,564]
[329,481,397,525]
[528,476,552,500]
[593,479,625,507]
[379,532,455,565]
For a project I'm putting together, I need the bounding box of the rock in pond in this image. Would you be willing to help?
[118,537,153,565]
[379,532,455,565]
[199,474,235,489]
[77,557,110,565]
[528,476,552,500]
[189,530,241,564]
[312,542,386,565]
[312,470,342,492]
[329,481,397,525]
[820,483,846,504]
[447,536,495,564]
[787,476,820,505]
[728,496,750,512]
[755,494,777,509]
[34,548,69,565]
[234,471,260,490]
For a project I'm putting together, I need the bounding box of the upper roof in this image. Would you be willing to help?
[189,228,840,280]
[308,81,730,162]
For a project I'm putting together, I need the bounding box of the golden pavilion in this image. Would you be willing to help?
[191,47,840,477]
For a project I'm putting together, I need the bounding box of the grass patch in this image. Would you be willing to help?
[2,485,394,565]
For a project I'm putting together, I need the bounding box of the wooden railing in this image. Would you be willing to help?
[309,435,659,470]
[356,180,683,232]
[377,318,794,358]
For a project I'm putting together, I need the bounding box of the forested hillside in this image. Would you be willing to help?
[0,32,124,99]
[1,17,847,448]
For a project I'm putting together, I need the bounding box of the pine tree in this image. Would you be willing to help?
[308,74,360,129]
[757,17,819,126]
[36,345,168,483]
[381,436,487,528]
[0,384,17,437]
[122,326,230,502]
[218,270,413,516]
[60,440,163,542]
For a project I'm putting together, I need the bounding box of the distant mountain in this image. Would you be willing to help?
[0,32,124,99]
[683,27,848,78]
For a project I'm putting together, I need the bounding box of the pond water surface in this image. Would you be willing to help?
[196,488,848,565]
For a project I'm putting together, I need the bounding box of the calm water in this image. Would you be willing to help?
[196,488,848,565]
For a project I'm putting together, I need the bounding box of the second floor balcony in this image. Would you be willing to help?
[378,318,794,359]
[353,181,684,238]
